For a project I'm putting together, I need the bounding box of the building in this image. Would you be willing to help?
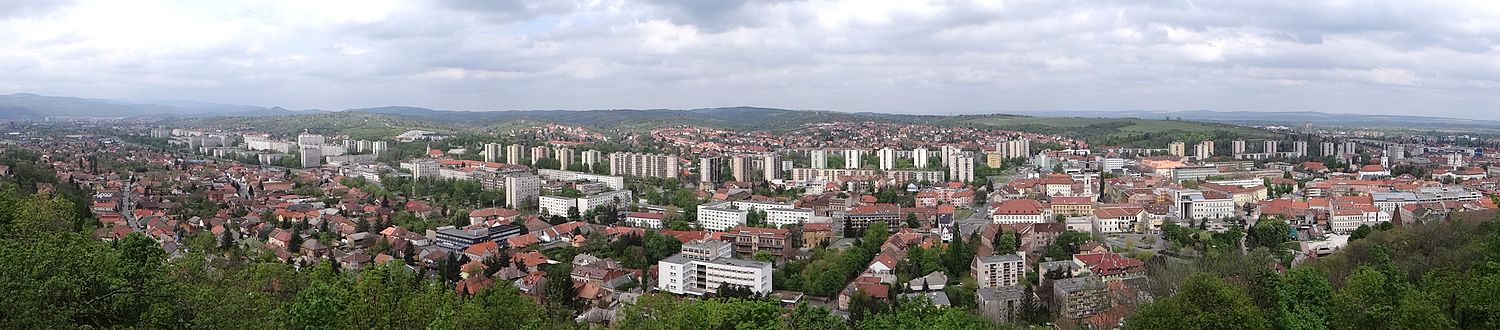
[949,155,975,183]
[991,199,1051,224]
[1387,144,1405,161]
[810,149,828,169]
[720,226,793,260]
[625,212,665,229]
[697,201,749,231]
[581,150,603,167]
[762,153,780,181]
[371,141,389,157]
[1170,166,1220,182]
[700,156,725,186]
[657,240,773,296]
[1052,276,1109,319]
[1232,140,1247,155]
[878,147,897,170]
[1167,142,1187,158]
[555,147,574,168]
[978,286,1027,323]
[609,152,680,179]
[299,146,322,168]
[729,200,813,227]
[1194,141,1214,159]
[537,190,633,217]
[999,139,1030,159]
[844,149,862,169]
[536,169,626,190]
[1174,190,1235,220]
[912,148,929,167]
[504,175,542,209]
[1263,140,1279,154]
[506,144,524,165]
[529,146,550,165]
[973,253,1025,288]
[727,155,751,182]
[790,168,946,183]
[483,143,502,163]
[296,133,325,147]
[940,145,960,168]
[1294,141,1309,157]
[1321,142,1336,157]
[433,223,525,252]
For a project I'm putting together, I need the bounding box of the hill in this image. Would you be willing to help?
[953,115,1278,147]
[1019,110,1500,132]
[0,93,306,120]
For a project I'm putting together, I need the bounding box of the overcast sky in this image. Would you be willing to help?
[2,0,1498,118]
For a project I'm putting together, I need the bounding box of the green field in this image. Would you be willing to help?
[958,116,1277,147]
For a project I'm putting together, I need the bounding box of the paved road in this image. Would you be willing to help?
[955,205,991,239]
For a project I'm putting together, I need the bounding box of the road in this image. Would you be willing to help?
[954,204,991,240]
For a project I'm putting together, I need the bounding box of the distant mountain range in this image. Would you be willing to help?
[1013,110,1500,131]
[2,92,1494,132]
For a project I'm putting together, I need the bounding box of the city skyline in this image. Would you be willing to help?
[2,1,1498,119]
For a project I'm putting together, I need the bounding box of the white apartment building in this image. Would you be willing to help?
[538,190,634,217]
[697,201,749,231]
[844,149,862,169]
[912,148,929,167]
[581,150,603,166]
[949,155,975,182]
[973,254,1026,288]
[810,149,828,169]
[296,133,325,147]
[535,169,626,190]
[504,175,541,209]
[300,147,321,168]
[402,160,441,179]
[608,152,680,179]
[657,240,773,296]
[762,153,780,181]
[483,143,502,163]
[506,144,524,165]
[727,200,813,227]
[1174,190,1235,220]
[1329,204,1389,234]
[878,147,897,170]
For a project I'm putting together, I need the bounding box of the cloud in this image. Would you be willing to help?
[0,0,1497,119]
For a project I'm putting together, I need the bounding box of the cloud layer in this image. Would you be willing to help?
[1,0,1497,118]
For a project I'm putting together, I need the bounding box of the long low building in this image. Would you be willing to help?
[657,240,773,296]
[536,169,626,190]
[538,189,634,217]
[790,168,946,183]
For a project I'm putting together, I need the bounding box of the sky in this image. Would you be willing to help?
[1,0,1498,119]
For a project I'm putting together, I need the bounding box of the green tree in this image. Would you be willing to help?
[280,282,348,330]
[1126,273,1269,330]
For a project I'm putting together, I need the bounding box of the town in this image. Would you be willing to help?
[6,116,1497,329]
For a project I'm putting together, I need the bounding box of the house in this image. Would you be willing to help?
[907,271,949,291]
[991,199,1052,224]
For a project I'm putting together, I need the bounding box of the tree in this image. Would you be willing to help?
[280,282,348,330]
[1248,216,1291,250]
[994,232,1018,255]
[1125,273,1269,330]
[1350,224,1372,241]
[905,213,920,229]
[543,263,578,310]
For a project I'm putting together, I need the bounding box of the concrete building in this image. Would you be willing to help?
[608,152,680,179]
[877,148,897,170]
[912,148,930,168]
[657,240,773,296]
[1168,142,1187,158]
[581,150,603,167]
[1174,190,1235,220]
[991,199,1052,224]
[949,155,975,183]
[506,144,524,165]
[296,133,325,148]
[844,149,862,169]
[504,175,541,209]
[535,169,626,190]
[699,156,725,187]
[1321,141,1336,157]
[1053,276,1109,319]
[729,155,751,182]
[810,149,828,169]
[940,145,960,168]
[1387,144,1405,161]
[483,143,502,163]
[529,146,550,165]
[1294,141,1309,157]
[1264,140,1279,154]
[999,139,1030,159]
[761,153,780,181]
[299,146,322,168]
[697,201,749,231]
[555,147,574,169]
[538,189,632,217]
[1195,141,1214,159]
[1232,140,1247,155]
[973,253,1026,288]
[719,226,793,260]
